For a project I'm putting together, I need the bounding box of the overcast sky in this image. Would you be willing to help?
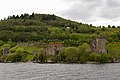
[0,0,120,26]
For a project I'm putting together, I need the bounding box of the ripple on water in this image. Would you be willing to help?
[0,63,120,80]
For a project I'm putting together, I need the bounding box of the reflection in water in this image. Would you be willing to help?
[0,63,120,80]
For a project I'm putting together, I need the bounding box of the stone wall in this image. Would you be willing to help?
[91,36,106,53]
[43,44,63,55]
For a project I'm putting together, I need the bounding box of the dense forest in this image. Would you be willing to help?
[0,13,120,63]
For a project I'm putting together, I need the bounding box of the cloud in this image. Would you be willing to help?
[107,0,120,7]
[61,0,120,26]
[100,0,120,19]
[0,0,65,19]
[0,0,120,26]
[62,0,103,21]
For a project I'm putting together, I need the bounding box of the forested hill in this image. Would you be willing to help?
[0,13,95,45]
[1,13,120,63]
[1,13,91,28]
[0,13,120,46]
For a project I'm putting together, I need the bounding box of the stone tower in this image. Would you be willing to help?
[91,36,106,53]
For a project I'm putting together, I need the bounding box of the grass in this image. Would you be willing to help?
[10,46,42,54]
[23,54,34,61]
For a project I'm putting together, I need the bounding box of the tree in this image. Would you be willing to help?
[112,25,116,28]
[56,47,78,63]
[77,43,90,62]
[0,40,5,46]
[13,15,16,19]
[37,53,46,62]
[20,14,24,19]
[107,43,120,60]
[65,47,78,62]
[100,54,111,62]
[16,15,19,19]
[89,53,101,62]
[29,12,35,19]
[108,25,111,28]
[117,26,120,28]
[8,52,22,62]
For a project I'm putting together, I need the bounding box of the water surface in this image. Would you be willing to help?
[0,63,120,80]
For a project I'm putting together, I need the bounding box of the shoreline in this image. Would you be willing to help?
[0,61,120,64]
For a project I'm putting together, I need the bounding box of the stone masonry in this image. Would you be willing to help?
[43,43,63,55]
[91,36,106,53]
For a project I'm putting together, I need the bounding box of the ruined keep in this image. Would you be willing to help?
[43,43,63,55]
[3,48,9,55]
[91,36,106,53]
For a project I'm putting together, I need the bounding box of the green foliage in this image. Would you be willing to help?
[1,44,11,48]
[8,53,22,62]
[0,40,5,46]
[64,47,78,62]
[89,53,111,62]
[0,13,120,63]
[10,45,42,53]
[76,25,93,33]
[21,54,34,62]
[56,43,91,63]
[100,54,111,62]
[33,53,47,63]
[107,42,120,60]
[37,53,47,62]
[89,53,101,62]
[77,43,90,62]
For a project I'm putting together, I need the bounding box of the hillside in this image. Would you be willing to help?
[0,13,120,63]
[0,13,95,44]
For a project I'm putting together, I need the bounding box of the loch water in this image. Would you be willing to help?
[0,63,120,80]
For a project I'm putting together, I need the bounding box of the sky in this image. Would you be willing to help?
[0,0,120,26]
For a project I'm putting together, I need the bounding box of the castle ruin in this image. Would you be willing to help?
[91,36,106,53]
[43,43,63,55]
